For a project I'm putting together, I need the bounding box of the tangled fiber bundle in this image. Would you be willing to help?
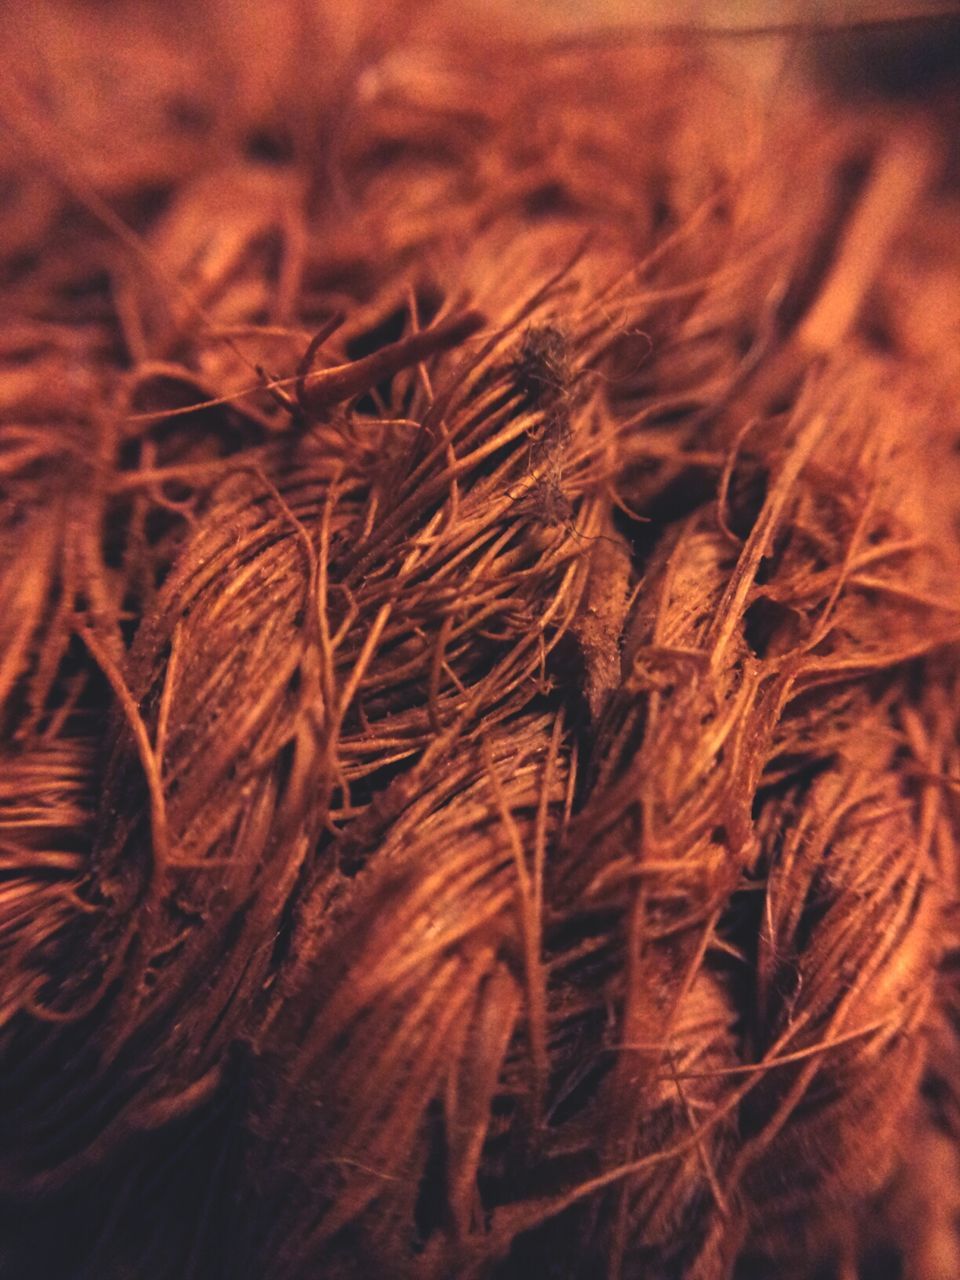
[3,3,960,1277]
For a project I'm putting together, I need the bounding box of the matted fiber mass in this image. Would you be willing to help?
[2,4,960,1278]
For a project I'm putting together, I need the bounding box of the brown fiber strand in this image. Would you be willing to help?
[2,3,960,1279]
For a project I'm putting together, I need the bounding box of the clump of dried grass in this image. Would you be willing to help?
[2,3,960,1278]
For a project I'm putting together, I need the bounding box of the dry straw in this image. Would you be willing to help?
[1,2,960,1277]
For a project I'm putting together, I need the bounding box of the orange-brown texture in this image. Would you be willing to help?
[1,4,960,1278]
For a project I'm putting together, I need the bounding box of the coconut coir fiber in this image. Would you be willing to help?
[3,3,960,1278]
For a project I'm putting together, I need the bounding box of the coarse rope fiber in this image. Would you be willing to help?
[2,3,960,1277]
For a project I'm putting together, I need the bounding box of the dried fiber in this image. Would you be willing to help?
[2,3,960,1278]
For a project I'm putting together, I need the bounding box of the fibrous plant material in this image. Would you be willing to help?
[2,3,960,1278]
